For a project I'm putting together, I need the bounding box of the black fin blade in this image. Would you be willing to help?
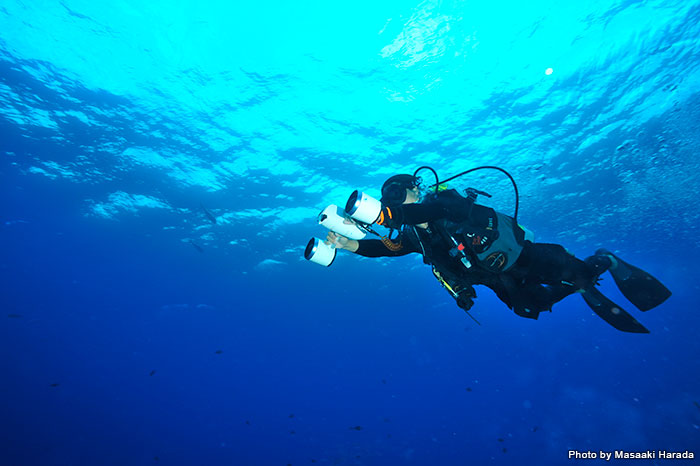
[582,287,650,333]
[597,249,671,311]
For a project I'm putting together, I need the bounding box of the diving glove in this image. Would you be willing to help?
[456,286,477,311]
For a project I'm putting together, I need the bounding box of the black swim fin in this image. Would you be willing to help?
[596,249,671,311]
[581,287,650,333]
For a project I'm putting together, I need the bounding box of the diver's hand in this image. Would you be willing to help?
[325,231,359,252]
[456,286,476,311]
[457,294,474,311]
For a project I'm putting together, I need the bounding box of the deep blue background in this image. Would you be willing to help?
[2,1,700,465]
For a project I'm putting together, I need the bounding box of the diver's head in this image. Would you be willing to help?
[380,174,420,206]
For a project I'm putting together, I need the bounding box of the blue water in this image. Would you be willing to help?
[2,1,700,465]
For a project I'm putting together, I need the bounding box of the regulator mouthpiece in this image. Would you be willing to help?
[345,190,382,225]
[304,237,336,267]
[318,205,366,240]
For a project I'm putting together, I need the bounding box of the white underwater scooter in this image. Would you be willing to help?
[304,191,384,267]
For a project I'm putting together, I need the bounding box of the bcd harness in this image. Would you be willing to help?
[406,191,531,315]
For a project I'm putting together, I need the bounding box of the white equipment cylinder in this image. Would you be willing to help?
[344,190,382,225]
[304,237,337,267]
[318,205,366,240]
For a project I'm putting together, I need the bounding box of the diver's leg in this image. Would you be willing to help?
[498,271,566,319]
[516,243,598,291]
[584,253,614,277]
[508,243,609,319]
[508,283,556,319]
[505,243,614,318]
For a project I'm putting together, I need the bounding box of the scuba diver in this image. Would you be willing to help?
[322,167,671,333]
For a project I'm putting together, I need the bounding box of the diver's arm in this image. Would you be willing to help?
[326,231,418,257]
[376,203,453,227]
[326,231,359,252]
[396,203,449,224]
[355,239,418,257]
[378,192,471,227]
[379,195,492,228]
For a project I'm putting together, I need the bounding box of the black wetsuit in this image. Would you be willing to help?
[354,190,598,318]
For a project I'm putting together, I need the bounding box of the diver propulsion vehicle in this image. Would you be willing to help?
[304,203,370,266]
[344,190,383,224]
[305,189,391,266]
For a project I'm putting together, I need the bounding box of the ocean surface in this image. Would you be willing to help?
[2,1,700,465]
